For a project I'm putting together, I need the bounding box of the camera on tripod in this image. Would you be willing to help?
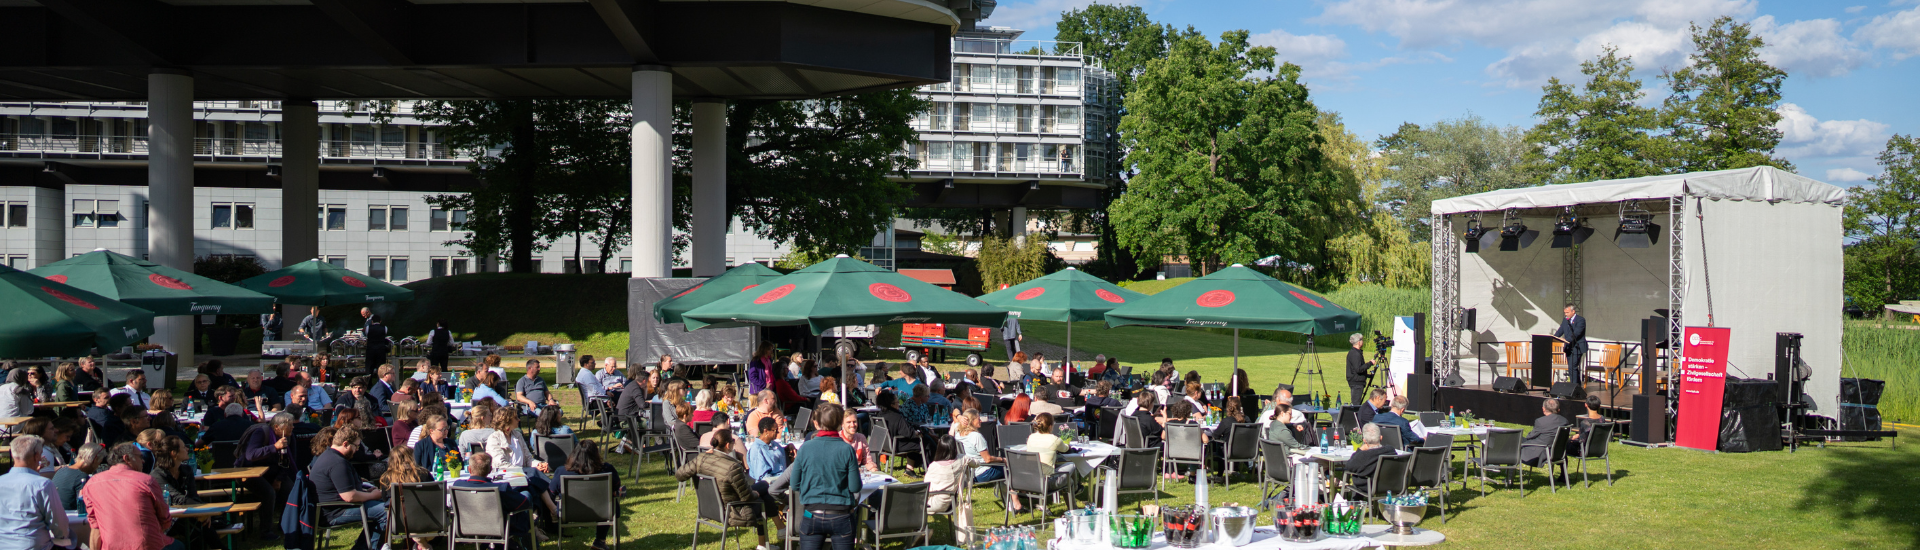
[1372,330,1393,351]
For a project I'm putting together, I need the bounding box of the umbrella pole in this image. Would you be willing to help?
[1233,328,1240,397]
[1066,320,1072,369]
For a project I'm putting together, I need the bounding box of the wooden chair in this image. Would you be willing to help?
[1589,343,1623,387]
[1502,342,1530,379]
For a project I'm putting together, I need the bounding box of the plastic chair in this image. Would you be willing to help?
[1112,446,1160,511]
[1004,449,1074,526]
[388,482,449,546]
[1257,438,1293,505]
[1576,421,1616,487]
[1405,446,1452,523]
[1160,423,1205,492]
[559,472,621,548]
[1219,424,1259,489]
[1474,428,1525,496]
[315,500,373,550]
[995,423,1032,452]
[531,432,577,467]
[1520,426,1573,494]
[452,484,533,550]
[863,482,931,550]
[1378,424,1404,452]
[1343,453,1411,524]
[1119,415,1144,448]
[792,407,813,441]
[694,475,763,550]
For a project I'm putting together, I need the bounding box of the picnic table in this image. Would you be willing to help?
[36,400,89,409]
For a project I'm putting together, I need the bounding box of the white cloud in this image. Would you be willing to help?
[1753,16,1869,77]
[1775,103,1891,158]
[1845,5,1867,13]
[1826,167,1874,182]
[1250,29,1351,80]
[982,0,1142,38]
[1856,4,1920,59]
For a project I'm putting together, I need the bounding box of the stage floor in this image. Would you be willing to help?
[1437,380,1661,425]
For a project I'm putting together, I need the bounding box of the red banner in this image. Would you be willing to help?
[1675,326,1731,451]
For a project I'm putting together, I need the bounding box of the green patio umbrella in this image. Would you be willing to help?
[1104,264,1362,392]
[681,255,1009,334]
[653,262,789,325]
[977,266,1148,364]
[236,259,415,306]
[29,249,276,315]
[0,263,156,358]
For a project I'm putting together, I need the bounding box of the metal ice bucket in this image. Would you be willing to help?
[1380,504,1429,535]
[1210,506,1258,547]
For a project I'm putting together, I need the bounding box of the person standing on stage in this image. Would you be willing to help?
[1001,314,1023,361]
[1346,333,1373,404]
[1554,304,1588,377]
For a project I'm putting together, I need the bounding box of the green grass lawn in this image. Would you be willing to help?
[1015,319,1353,399]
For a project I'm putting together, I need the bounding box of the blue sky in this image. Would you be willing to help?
[985,0,1920,186]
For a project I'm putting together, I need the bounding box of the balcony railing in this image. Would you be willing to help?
[0,134,465,161]
[952,38,1084,58]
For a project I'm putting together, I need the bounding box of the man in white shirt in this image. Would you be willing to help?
[108,370,151,408]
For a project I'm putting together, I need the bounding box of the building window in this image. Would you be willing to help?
[584,258,602,274]
[3,202,25,228]
[430,208,467,231]
[323,256,346,268]
[430,258,447,278]
[620,259,632,273]
[390,258,409,281]
[368,257,388,280]
[211,202,254,229]
[71,200,118,228]
[4,255,24,268]
[390,207,408,231]
[368,206,386,231]
[452,258,469,275]
[322,205,346,231]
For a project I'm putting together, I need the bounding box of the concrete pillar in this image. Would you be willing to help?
[631,66,674,279]
[690,100,727,277]
[148,70,195,361]
[281,100,319,268]
[1011,206,1028,244]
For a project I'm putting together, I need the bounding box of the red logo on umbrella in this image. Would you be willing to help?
[1196,290,1235,308]
[754,284,796,304]
[341,276,367,288]
[741,285,759,292]
[149,273,193,290]
[268,276,297,288]
[45,275,68,284]
[673,284,703,298]
[1015,287,1046,300]
[869,283,912,303]
[1289,290,1324,308]
[1096,289,1126,303]
[42,287,99,310]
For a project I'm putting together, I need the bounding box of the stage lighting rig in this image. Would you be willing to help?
[1614,202,1661,248]
[1497,209,1537,251]
[1550,208,1595,248]
[1462,216,1488,253]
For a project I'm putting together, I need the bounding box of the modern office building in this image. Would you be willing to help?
[0,27,1116,280]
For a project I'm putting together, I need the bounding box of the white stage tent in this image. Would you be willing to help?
[1428,166,1848,417]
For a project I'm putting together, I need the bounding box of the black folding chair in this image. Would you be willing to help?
[1473,428,1525,496]
[1378,424,1405,452]
[558,472,621,548]
[1160,424,1205,492]
[1112,446,1160,511]
[452,484,533,550]
[1342,453,1412,524]
[863,482,931,549]
[1219,424,1259,489]
[694,474,762,550]
[388,482,449,547]
[1576,421,1617,487]
[1521,426,1574,494]
[1257,438,1293,506]
[1405,446,1452,523]
[1005,449,1074,526]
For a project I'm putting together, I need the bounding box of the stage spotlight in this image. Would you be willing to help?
[1615,203,1661,248]
[1497,210,1537,251]
[1550,209,1595,248]
[1462,218,1487,253]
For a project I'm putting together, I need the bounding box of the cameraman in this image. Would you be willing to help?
[1346,333,1373,404]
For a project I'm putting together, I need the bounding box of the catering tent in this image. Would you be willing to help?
[30,249,276,316]
[1429,166,1846,416]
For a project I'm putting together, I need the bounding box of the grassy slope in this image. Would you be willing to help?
[1842,321,1920,424]
[319,273,634,358]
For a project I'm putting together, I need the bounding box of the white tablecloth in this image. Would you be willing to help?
[1008,441,1120,477]
[1051,526,1379,550]
[857,472,898,502]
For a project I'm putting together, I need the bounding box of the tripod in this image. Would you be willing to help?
[1287,331,1333,405]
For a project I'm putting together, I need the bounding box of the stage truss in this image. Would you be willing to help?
[1431,214,1461,384]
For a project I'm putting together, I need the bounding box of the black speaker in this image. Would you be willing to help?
[1641,317,1663,395]
[1408,375,1433,411]
[1492,376,1528,394]
[1462,308,1477,331]
[1775,332,1802,405]
[1549,381,1584,399]
[1413,312,1428,375]
[1631,393,1668,444]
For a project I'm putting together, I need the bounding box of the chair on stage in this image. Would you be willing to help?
[1520,426,1574,495]
[1503,342,1530,379]
[1588,343,1622,387]
[1473,428,1525,496]
[1576,422,1617,487]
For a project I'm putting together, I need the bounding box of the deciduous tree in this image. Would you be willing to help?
[1376,116,1538,236]
[1661,16,1792,172]
[1844,135,1920,310]
[1528,46,1668,182]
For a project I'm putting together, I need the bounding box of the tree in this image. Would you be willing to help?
[724,91,927,257]
[1376,116,1539,236]
[1055,5,1176,280]
[1661,16,1792,172]
[1844,134,1920,310]
[976,236,1050,293]
[1321,113,1429,288]
[1528,46,1669,182]
[1111,30,1360,276]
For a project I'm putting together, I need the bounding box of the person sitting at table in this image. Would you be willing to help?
[25,366,55,403]
[1370,396,1424,448]
[74,357,105,393]
[183,374,216,404]
[1183,381,1208,413]
[1022,413,1079,509]
[745,391,782,440]
[690,389,725,425]
[412,414,457,470]
[352,380,389,429]
[301,372,335,410]
[1208,399,1246,469]
[953,409,1001,482]
[200,360,240,389]
[1263,403,1310,452]
[483,407,561,534]
[388,401,420,450]
[241,370,284,412]
[0,435,71,550]
[1005,392,1031,424]
[676,427,771,549]
[1342,424,1396,490]
[0,370,38,422]
[53,442,102,512]
[924,434,974,540]
[420,367,454,401]
[469,371,508,408]
[204,403,255,443]
[1041,368,1082,409]
[199,386,239,425]
[1357,388,1390,427]
[265,362,300,395]
[391,377,423,406]
[874,392,926,470]
[837,410,877,472]
[109,406,147,448]
[977,364,1004,396]
[237,413,300,519]
[797,361,823,397]
[83,442,180,550]
[902,385,945,427]
[378,451,438,550]
[1127,390,1165,448]
[452,452,533,545]
[551,440,626,549]
[1520,398,1570,467]
[877,363,922,401]
[50,363,80,403]
[818,376,842,407]
[615,371,653,419]
[84,391,120,438]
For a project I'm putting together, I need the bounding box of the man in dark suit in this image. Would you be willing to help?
[1552,304,1587,378]
[1346,333,1373,404]
[364,313,391,372]
[452,452,533,543]
[1369,395,1424,447]
[1001,314,1023,361]
[1519,398,1570,466]
[1355,388,1387,427]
